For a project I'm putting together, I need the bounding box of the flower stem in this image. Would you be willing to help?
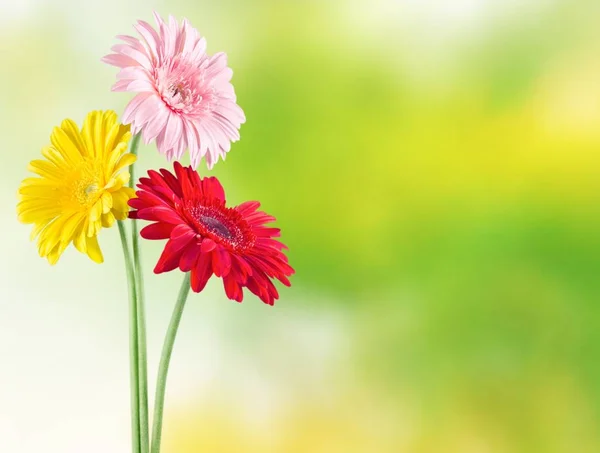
[151,273,192,453]
[118,220,141,453]
[128,133,149,453]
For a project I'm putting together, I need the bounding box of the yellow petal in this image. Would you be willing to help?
[85,235,103,263]
[101,191,113,214]
[41,146,68,169]
[112,187,134,215]
[81,110,101,158]
[105,170,130,191]
[114,153,137,174]
[50,126,84,165]
[87,218,101,237]
[103,123,121,157]
[38,232,59,257]
[19,184,60,200]
[19,176,57,188]
[17,205,60,224]
[28,160,63,180]
[73,229,87,253]
[89,200,103,222]
[46,240,69,265]
[29,220,50,241]
[60,213,84,244]
[105,142,129,177]
[60,119,87,155]
[101,211,115,228]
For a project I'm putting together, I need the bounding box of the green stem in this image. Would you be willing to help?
[128,133,149,453]
[128,133,142,190]
[118,220,141,453]
[151,273,192,453]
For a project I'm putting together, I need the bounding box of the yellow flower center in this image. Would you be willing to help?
[63,160,104,210]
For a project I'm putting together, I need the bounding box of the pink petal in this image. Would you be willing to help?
[163,113,183,151]
[122,93,152,124]
[110,44,152,70]
[102,53,138,68]
[135,20,162,62]
[142,102,171,144]
[133,94,161,130]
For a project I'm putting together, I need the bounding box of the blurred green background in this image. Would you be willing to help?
[2,0,600,452]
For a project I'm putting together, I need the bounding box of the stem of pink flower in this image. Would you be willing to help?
[118,219,141,453]
[128,133,150,453]
[151,273,192,453]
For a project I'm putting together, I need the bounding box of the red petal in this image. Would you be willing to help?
[257,237,289,251]
[245,270,278,306]
[201,176,226,202]
[140,222,175,240]
[211,246,232,277]
[236,201,260,216]
[179,242,201,272]
[187,166,202,190]
[200,238,216,253]
[154,226,195,273]
[137,177,152,187]
[174,162,195,199]
[191,254,213,292]
[158,167,183,198]
[153,185,181,205]
[232,254,253,281]
[223,273,243,302]
[245,211,276,226]
[170,223,196,242]
[137,206,182,224]
[252,226,281,238]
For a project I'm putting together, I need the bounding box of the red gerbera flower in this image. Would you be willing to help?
[129,162,294,305]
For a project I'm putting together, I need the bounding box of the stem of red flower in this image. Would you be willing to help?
[128,133,150,453]
[118,219,141,453]
[150,272,192,453]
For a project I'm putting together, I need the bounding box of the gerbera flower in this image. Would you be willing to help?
[17,110,136,264]
[102,12,246,170]
[129,162,294,305]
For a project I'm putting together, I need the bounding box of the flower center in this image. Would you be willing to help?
[185,201,255,251]
[155,57,216,116]
[199,214,232,240]
[61,160,104,210]
[74,179,101,207]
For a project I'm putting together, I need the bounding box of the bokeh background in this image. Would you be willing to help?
[2,0,600,451]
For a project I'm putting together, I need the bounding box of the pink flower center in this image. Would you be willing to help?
[184,201,255,251]
[154,56,216,116]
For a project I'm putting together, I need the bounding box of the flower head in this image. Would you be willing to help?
[17,111,136,264]
[129,162,294,305]
[102,12,246,170]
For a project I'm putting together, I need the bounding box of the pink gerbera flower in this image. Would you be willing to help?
[129,162,294,305]
[102,12,245,169]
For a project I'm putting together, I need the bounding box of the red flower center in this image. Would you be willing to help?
[184,200,255,251]
[198,214,233,240]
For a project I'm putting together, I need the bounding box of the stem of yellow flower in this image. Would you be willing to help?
[118,219,141,453]
[151,273,192,453]
[128,133,150,453]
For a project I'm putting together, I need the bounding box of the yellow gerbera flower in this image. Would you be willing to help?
[17,110,137,264]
